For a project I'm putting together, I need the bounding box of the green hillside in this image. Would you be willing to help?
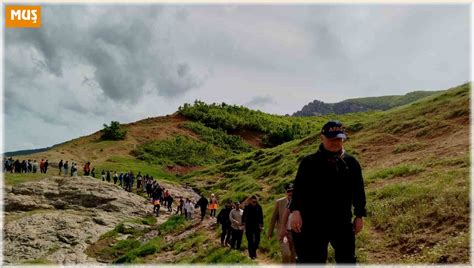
[293,90,440,116]
[4,83,470,264]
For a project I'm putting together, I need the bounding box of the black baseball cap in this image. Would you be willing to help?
[321,120,347,139]
[285,183,294,191]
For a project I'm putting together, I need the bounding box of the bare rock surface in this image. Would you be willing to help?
[3,176,155,264]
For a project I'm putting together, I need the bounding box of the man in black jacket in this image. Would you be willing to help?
[242,195,264,260]
[196,194,209,221]
[289,120,367,264]
[217,200,233,246]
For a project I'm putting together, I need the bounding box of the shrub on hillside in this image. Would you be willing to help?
[178,100,315,146]
[183,122,252,153]
[101,121,127,141]
[134,136,226,166]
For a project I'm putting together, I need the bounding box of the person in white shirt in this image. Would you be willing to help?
[184,198,194,220]
[229,201,244,250]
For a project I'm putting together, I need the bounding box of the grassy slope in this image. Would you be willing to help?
[180,83,470,264]
[344,90,440,110]
[294,90,440,116]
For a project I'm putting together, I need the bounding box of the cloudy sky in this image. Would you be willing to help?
[4,4,470,152]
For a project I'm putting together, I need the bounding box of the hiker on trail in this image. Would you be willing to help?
[176,197,184,215]
[146,179,153,198]
[289,120,367,264]
[217,200,233,247]
[268,183,296,263]
[119,172,124,187]
[209,193,218,218]
[123,173,128,189]
[101,170,106,181]
[229,201,244,250]
[196,194,209,221]
[3,158,9,173]
[142,175,148,192]
[242,195,264,260]
[91,167,96,178]
[152,188,161,217]
[129,172,134,192]
[163,189,169,207]
[27,160,32,173]
[44,160,49,173]
[70,162,75,176]
[72,163,78,176]
[113,171,118,184]
[184,198,194,220]
[22,160,28,173]
[14,160,21,173]
[155,184,163,202]
[58,160,63,175]
[32,160,38,173]
[137,172,142,190]
[166,195,174,212]
[183,197,188,217]
[63,161,69,176]
[39,159,44,173]
[106,170,111,182]
[3,159,9,173]
[83,162,91,176]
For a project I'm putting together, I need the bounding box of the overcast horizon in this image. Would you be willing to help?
[4,4,470,152]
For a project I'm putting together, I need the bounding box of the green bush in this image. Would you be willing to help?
[134,136,226,166]
[178,100,317,146]
[101,121,127,140]
[184,122,252,153]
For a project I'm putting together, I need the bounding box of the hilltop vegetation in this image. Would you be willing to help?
[293,90,439,116]
[178,101,324,146]
[101,121,127,141]
[133,135,228,167]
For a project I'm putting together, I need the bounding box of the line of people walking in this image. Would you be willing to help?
[215,195,263,260]
[57,159,94,177]
[3,158,49,174]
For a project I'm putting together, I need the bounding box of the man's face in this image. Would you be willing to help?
[250,199,257,206]
[321,135,344,152]
[286,189,293,198]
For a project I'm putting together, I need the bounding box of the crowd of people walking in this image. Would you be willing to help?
[3,158,49,174]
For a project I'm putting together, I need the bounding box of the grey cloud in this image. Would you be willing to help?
[6,5,203,103]
[59,99,88,114]
[5,90,68,126]
[245,95,276,109]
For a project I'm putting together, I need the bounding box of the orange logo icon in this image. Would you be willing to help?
[6,6,41,28]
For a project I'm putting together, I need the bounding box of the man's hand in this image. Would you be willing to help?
[291,211,302,233]
[278,228,288,242]
[353,217,364,234]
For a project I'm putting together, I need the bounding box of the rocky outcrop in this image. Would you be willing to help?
[3,176,155,264]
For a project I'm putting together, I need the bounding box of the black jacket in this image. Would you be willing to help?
[196,196,209,210]
[289,144,367,226]
[217,207,232,227]
[242,203,263,230]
